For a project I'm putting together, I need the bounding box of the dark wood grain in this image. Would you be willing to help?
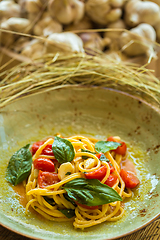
[0,219,160,240]
[0,225,31,240]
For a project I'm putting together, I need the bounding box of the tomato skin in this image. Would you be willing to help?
[32,141,55,158]
[84,165,107,181]
[76,202,99,210]
[107,136,127,155]
[41,144,54,156]
[115,141,127,155]
[104,174,118,187]
[96,153,103,159]
[31,141,44,155]
[109,163,115,173]
[38,170,59,188]
[107,136,116,142]
[120,169,140,188]
[34,157,55,172]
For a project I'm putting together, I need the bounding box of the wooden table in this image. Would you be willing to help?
[0,219,160,240]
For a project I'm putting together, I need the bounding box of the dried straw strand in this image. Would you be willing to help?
[0,52,160,109]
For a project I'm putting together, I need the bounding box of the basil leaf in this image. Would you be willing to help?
[99,153,109,162]
[58,209,75,218]
[81,149,96,159]
[52,136,75,164]
[95,141,121,153]
[63,194,77,206]
[65,172,71,176]
[62,178,122,206]
[5,144,32,186]
[43,196,55,206]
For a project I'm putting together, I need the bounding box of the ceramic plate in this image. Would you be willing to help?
[0,87,160,240]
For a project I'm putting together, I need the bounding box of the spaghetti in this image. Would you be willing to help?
[25,135,140,229]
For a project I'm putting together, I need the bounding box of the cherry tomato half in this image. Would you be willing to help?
[120,169,140,189]
[32,141,55,157]
[104,174,118,187]
[34,157,55,172]
[107,136,127,155]
[84,165,107,181]
[75,202,99,210]
[31,141,44,155]
[38,170,59,188]
[41,144,54,156]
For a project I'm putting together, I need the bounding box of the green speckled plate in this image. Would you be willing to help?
[0,87,160,240]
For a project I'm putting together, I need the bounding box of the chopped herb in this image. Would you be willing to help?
[58,208,75,218]
[81,149,96,159]
[99,153,109,162]
[43,196,55,206]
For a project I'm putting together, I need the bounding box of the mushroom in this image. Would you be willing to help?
[21,39,46,59]
[79,32,110,51]
[0,0,21,19]
[48,0,85,25]
[104,19,126,50]
[1,17,31,33]
[33,12,62,36]
[85,0,122,26]
[124,0,160,27]
[45,32,84,53]
[64,15,93,31]
[119,23,156,57]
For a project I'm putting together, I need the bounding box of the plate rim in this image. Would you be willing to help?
[0,86,160,240]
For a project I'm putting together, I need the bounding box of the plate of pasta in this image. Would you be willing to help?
[0,87,160,240]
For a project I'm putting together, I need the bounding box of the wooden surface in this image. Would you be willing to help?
[0,218,160,240]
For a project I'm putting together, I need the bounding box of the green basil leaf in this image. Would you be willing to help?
[62,178,122,206]
[58,209,75,218]
[63,194,77,206]
[95,141,121,153]
[81,149,96,159]
[52,136,75,164]
[65,172,71,176]
[5,144,32,186]
[43,196,56,206]
[99,153,109,162]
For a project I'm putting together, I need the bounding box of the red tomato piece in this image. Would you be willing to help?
[104,174,118,187]
[96,153,103,159]
[76,202,99,210]
[31,141,44,155]
[85,165,107,181]
[121,159,137,176]
[34,157,55,172]
[107,136,127,155]
[107,136,116,142]
[109,163,115,173]
[38,170,59,188]
[41,144,54,156]
[115,142,127,155]
[120,169,140,188]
